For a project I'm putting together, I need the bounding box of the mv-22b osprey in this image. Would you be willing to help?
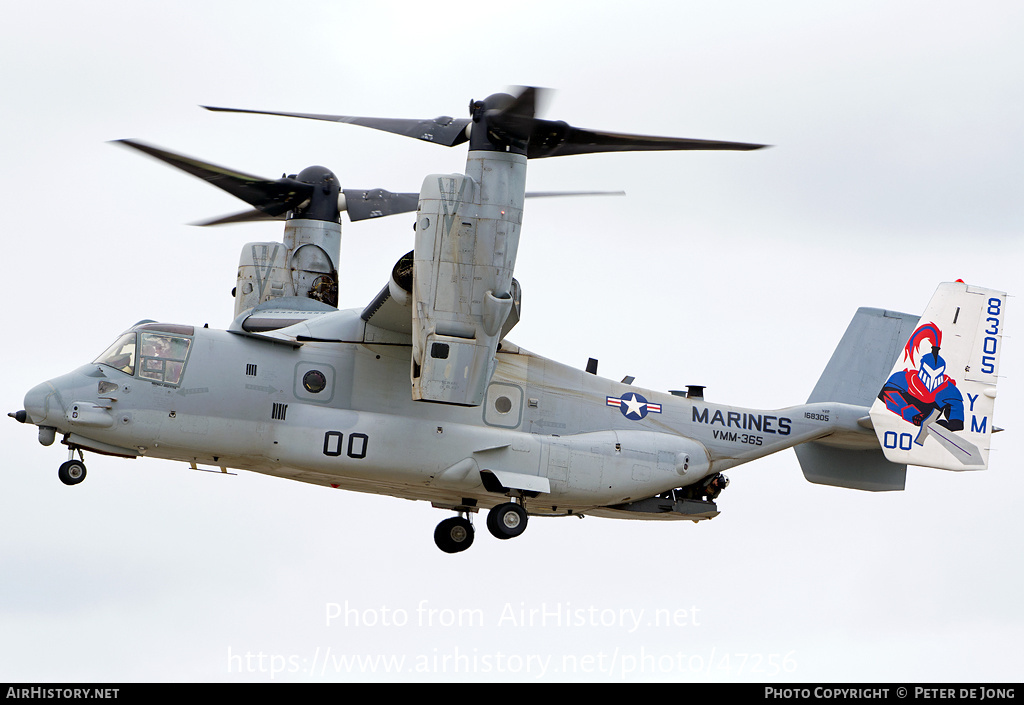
[11,88,1007,553]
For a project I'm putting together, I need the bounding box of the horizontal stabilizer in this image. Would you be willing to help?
[795,443,906,492]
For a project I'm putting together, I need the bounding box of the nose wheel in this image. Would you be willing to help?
[58,459,87,486]
[57,448,87,486]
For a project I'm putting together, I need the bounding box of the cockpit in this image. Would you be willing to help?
[93,323,195,386]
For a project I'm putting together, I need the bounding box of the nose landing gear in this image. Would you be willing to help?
[57,448,87,486]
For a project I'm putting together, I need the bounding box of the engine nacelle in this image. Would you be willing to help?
[411,151,527,406]
[233,219,341,318]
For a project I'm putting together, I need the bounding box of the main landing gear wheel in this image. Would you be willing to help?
[58,460,87,486]
[486,502,528,540]
[434,516,475,554]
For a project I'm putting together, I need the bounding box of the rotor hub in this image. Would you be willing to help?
[291,166,341,222]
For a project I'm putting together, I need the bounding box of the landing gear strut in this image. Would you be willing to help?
[434,515,475,554]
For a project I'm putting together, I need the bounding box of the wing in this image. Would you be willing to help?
[358,250,521,344]
[360,252,414,338]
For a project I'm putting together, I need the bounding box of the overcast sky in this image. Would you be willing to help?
[2,0,1022,683]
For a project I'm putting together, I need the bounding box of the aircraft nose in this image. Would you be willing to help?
[23,381,54,425]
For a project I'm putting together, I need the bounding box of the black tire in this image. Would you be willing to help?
[486,502,528,540]
[434,517,475,553]
[58,460,87,486]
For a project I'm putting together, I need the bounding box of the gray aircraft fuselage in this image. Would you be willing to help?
[23,309,871,520]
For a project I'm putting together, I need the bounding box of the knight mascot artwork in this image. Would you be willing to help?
[878,323,965,432]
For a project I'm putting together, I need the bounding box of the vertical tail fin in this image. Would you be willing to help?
[868,282,1006,471]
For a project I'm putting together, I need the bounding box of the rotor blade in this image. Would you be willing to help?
[196,190,422,225]
[341,189,420,221]
[485,86,546,139]
[196,189,626,225]
[202,106,472,147]
[485,86,767,157]
[191,209,282,227]
[525,190,626,198]
[505,86,542,119]
[197,190,622,225]
[525,121,769,159]
[114,139,312,215]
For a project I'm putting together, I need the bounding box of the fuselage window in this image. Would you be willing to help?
[138,333,192,385]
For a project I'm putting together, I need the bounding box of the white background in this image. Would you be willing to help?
[1,0,1022,682]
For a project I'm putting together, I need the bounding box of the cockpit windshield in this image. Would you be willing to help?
[94,333,137,375]
[94,326,193,385]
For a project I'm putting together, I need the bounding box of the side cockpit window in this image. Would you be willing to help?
[94,324,194,386]
[94,333,137,376]
[139,333,192,385]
